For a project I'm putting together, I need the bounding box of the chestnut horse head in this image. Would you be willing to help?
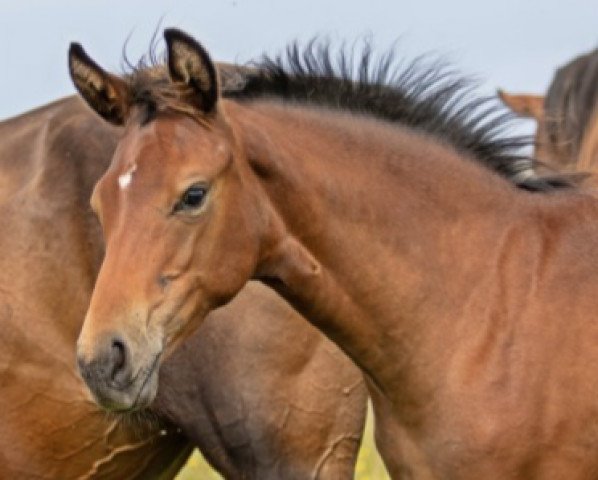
[71,30,271,410]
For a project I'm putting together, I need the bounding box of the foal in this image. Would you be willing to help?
[71,29,598,479]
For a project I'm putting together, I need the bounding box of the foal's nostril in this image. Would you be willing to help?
[158,275,169,289]
[110,339,127,381]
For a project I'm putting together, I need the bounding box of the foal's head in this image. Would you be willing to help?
[70,30,266,410]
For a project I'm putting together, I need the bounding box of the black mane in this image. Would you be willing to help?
[227,40,569,191]
[126,38,571,191]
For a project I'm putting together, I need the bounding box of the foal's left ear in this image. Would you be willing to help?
[164,28,219,114]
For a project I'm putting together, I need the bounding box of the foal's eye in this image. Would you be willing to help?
[174,185,208,213]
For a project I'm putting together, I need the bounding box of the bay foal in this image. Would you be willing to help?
[70,29,598,479]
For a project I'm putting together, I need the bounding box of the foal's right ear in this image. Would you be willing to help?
[68,43,130,125]
[497,89,545,121]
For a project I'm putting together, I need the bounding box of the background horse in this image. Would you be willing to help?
[70,29,598,479]
[499,47,598,174]
[0,90,367,478]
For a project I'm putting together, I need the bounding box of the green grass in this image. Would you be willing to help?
[175,450,223,480]
[353,406,390,479]
[175,405,389,479]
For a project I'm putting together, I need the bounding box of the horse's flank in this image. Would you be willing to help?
[0,96,191,479]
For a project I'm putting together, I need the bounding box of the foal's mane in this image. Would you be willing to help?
[544,47,598,159]
[124,39,571,192]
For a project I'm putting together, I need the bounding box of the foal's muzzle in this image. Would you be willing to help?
[76,334,159,411]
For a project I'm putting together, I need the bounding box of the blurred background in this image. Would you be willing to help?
[1,1,596,477]
[1,0,598,132]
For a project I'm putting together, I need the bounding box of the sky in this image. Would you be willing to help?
[1,0,597,134]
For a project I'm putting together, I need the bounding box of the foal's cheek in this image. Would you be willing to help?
[155,287,204,354]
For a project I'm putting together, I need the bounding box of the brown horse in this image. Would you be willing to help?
[499,47,598,173]
[70,28,598,479]
[0,92,367,478]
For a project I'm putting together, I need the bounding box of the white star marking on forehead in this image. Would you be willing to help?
[118,164,137,190]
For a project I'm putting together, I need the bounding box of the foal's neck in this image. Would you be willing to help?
[231,99,526,396]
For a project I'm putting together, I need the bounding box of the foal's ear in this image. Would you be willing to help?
[164,28,219,114]
[497,89,545,121]
[68,43,130,125]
